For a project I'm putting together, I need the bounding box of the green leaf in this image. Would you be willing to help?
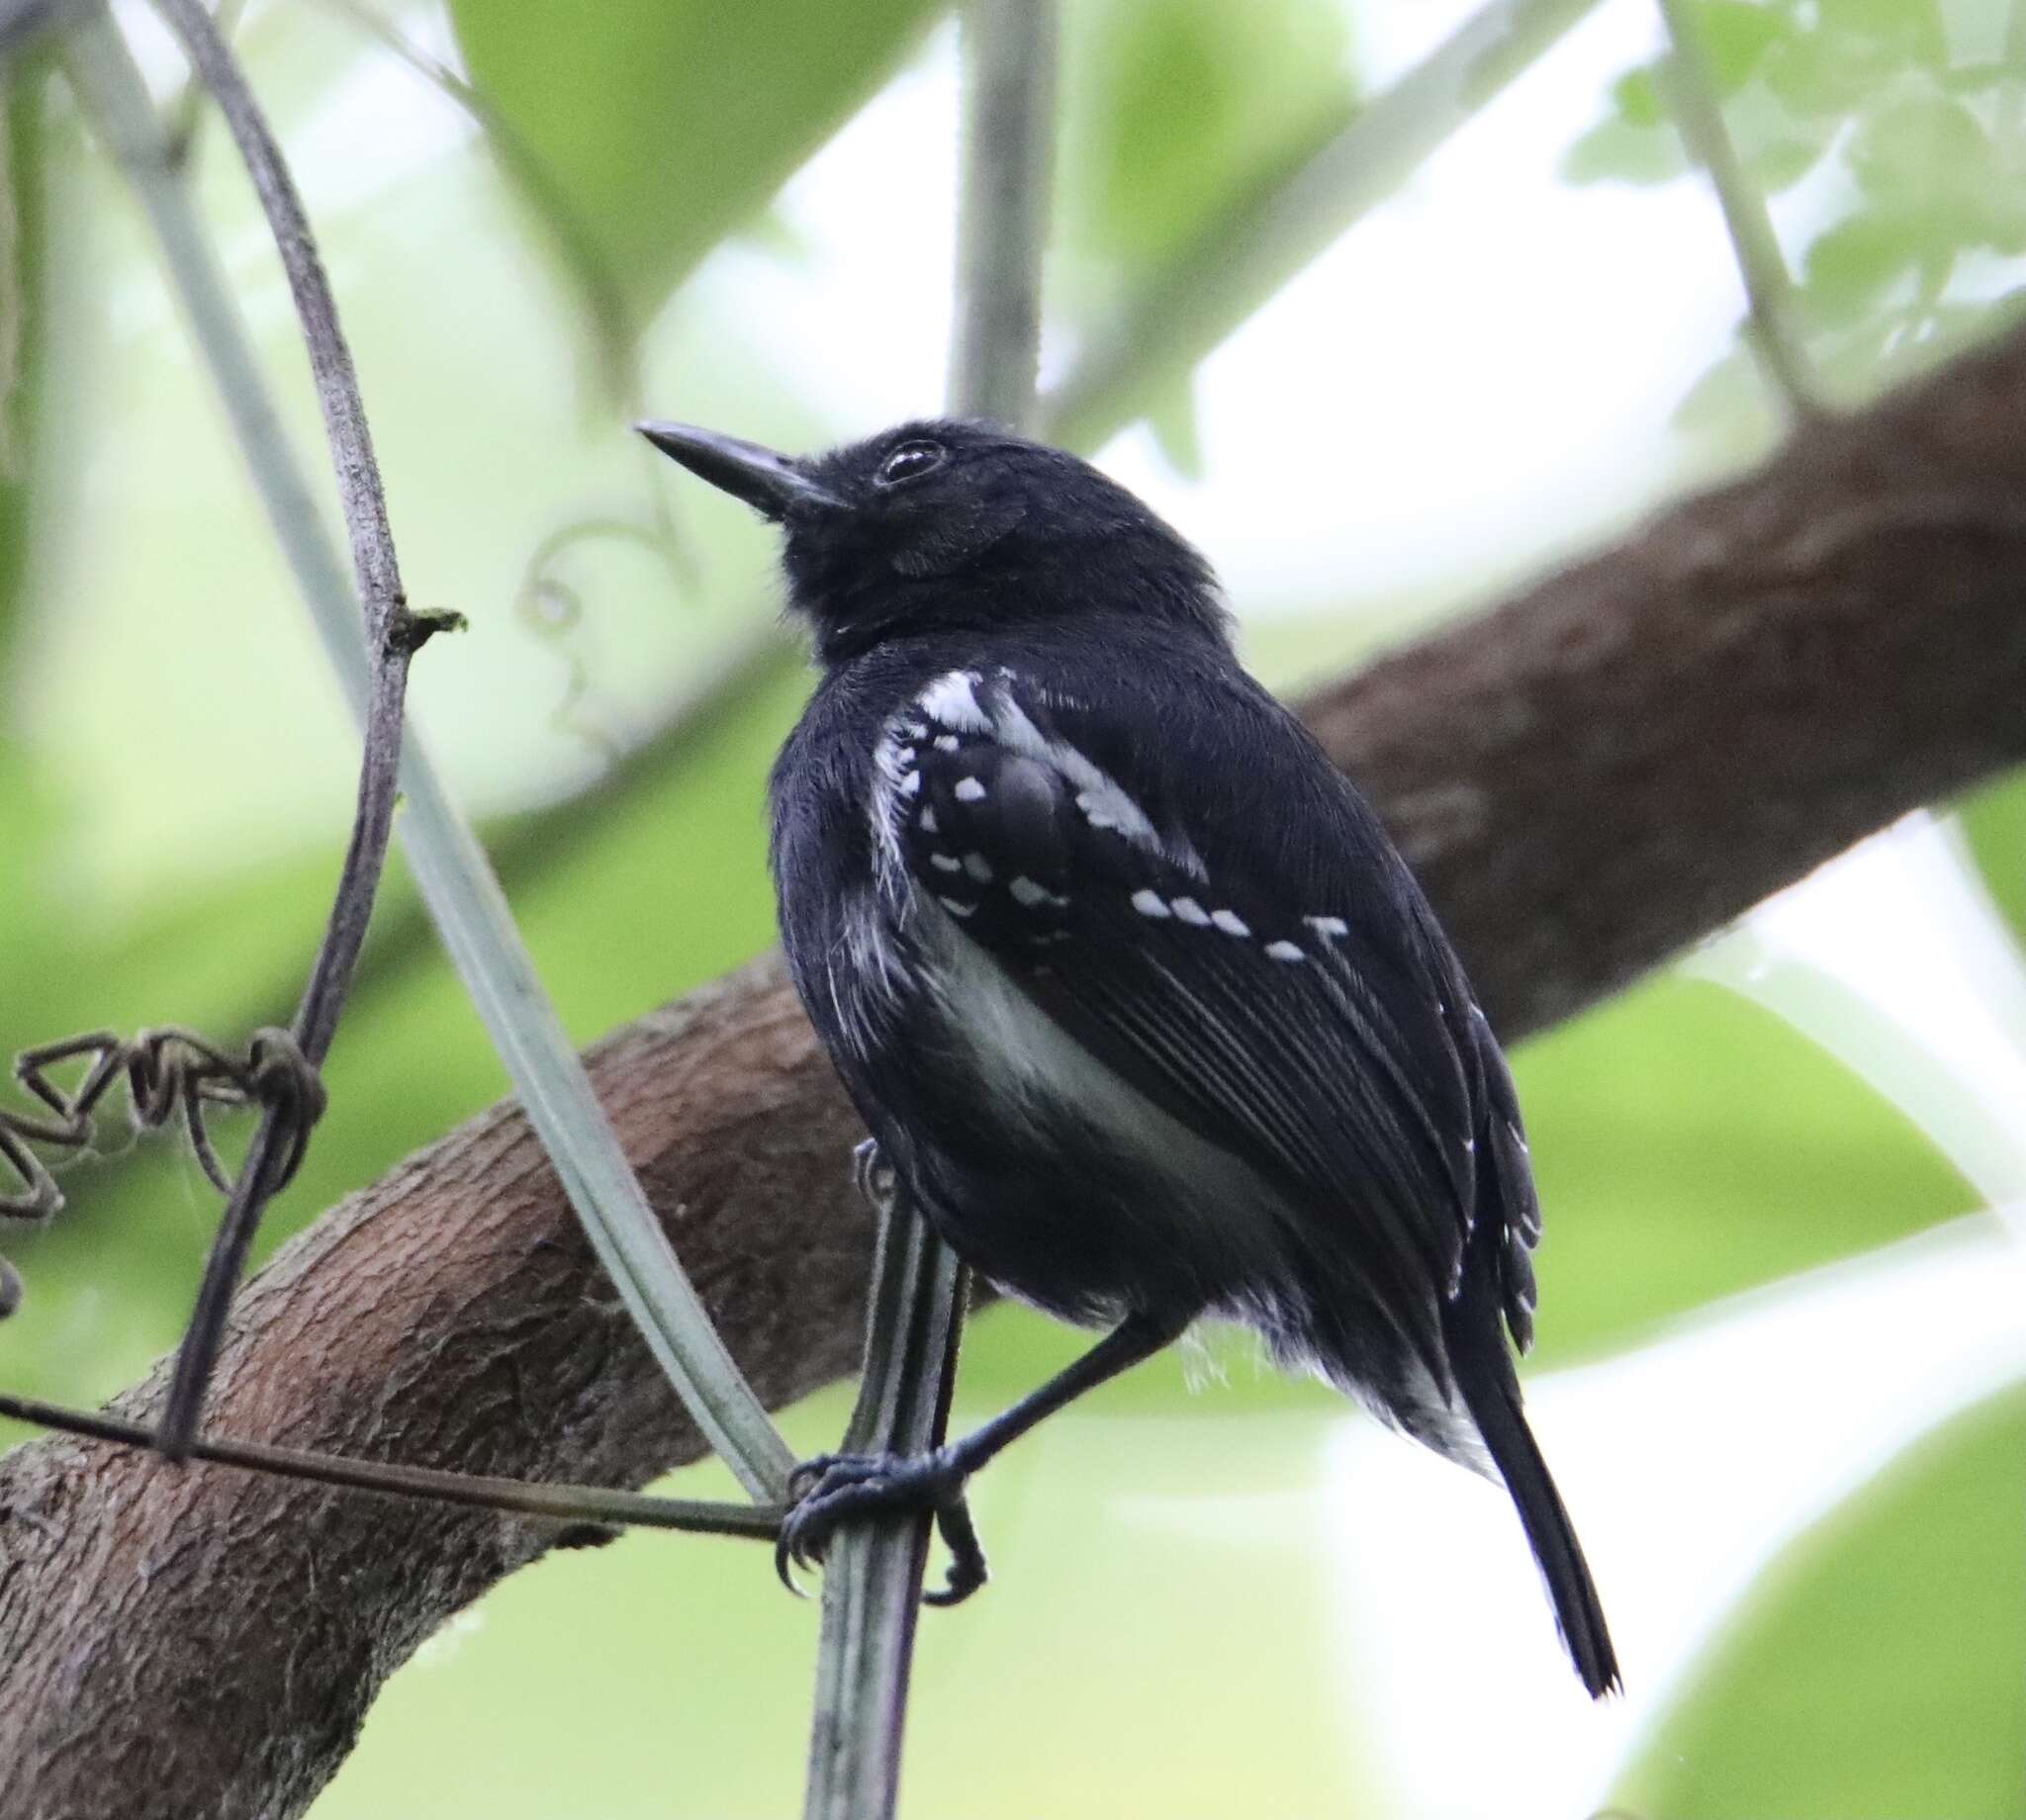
[1956,766,2026,954]
[1848,85,1992,209]
[1763,0,1948,117]
[1671,342,1782,464]
[1746,129,1830,191]
[447,0,940,319]
[1515,975,1975,1361]
[1612,65,1664,128]
[1800,210,1928,326]
[1058,0,1359,295]
[1817,0,1948,68]
[1611,1385,2026,1819]
[1560,108,1689,186]
[1699,0,1792,92]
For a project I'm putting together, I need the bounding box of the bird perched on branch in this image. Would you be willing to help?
[640,415,1618,1697]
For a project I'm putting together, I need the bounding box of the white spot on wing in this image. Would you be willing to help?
[1211,909,1250,938]
[1131,889,1170,919]
[1264,940,1305,962]
[963,852,993,882]
[929,853,963,873]
[1305,915,1349,939]
[955,777,986,803]
[917,669,990,733]
[938,896,975,918]
[934,734,961,753]
[1009,875,1050,907]
[982,677,1206,879]
[1170,897,1212,927]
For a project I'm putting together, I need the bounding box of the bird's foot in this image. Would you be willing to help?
[776,1446,988,1607]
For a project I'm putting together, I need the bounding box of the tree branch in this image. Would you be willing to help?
[7,309,2026,1820]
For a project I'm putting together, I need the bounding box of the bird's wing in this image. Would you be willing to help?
[882,664,1508,1380]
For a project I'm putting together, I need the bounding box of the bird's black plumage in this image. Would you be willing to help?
[642,415,1618,1696]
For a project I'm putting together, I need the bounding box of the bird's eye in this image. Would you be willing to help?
[876,440,947,487]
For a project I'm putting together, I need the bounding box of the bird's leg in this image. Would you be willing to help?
[777,1306,1189,1604]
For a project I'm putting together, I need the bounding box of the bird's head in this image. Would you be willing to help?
[637,416,1228,663]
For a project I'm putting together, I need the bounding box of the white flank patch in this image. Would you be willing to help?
[918,922,1273,1269]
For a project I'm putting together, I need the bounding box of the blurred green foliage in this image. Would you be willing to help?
[1568,0,2026,440]
[1057,0,1362,472]
[448,0,941,332]
[1613,1384,2026,1819]
[1960,767,2026,950]
[3,0,2025,1812]
[1060,0,1357,276]
[1518,975,1974,1360]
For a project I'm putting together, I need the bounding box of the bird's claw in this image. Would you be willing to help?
[775,1447,988,1607]
[851,1138,894,1214]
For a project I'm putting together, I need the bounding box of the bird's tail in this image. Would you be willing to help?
[1451,1338,1620,1698]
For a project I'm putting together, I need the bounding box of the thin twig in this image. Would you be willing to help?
[63,0,794,1499]
[159,0,245,170]
[801,6,1057,1817]
[1654,0,1826,422]
[0,1389,783,1539]
[1036,0,1606,453]
[64,0,425,1460]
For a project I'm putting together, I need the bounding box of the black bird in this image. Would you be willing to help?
[640,415,1619,1697]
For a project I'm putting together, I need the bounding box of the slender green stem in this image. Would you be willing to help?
[1038,0,1607,453]
[801,1177,967,1819]
[0,1389,783,1539]
[802,6,1056,1817]
[1655,0,1825,422]
[948,0,1056,425]
[66,2,793,1500]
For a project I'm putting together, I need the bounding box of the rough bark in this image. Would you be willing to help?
[5,321,2026,1817]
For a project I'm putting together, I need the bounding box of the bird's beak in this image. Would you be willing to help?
[634,420,845,520]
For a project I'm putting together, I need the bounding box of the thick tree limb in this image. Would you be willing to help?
[6,321,2026,1816]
